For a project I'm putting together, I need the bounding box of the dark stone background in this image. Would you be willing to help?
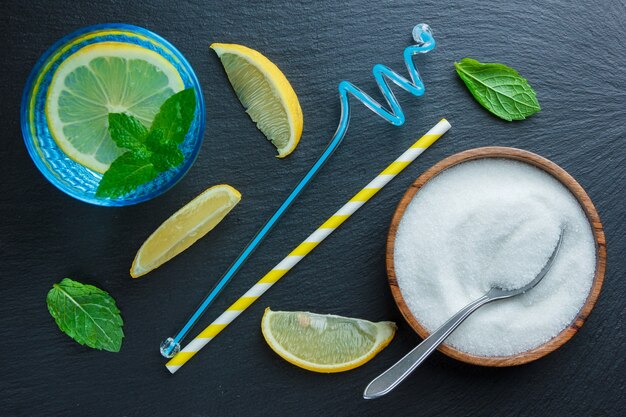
[1,1,624,416]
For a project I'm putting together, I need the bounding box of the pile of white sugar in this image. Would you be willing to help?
[394,159,596,357]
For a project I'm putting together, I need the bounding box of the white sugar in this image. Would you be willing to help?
[394,159,596,357]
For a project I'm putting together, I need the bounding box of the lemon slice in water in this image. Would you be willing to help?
[261,308,396,373]
[46,42,184,173]
[211,43,303,157]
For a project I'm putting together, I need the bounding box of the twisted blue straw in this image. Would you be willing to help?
[161,23,436,357]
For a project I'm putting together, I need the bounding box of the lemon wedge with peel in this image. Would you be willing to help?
[46,42,184,173]
[211,43,303,157]
[131,185,241,278]
[261,308,396,373]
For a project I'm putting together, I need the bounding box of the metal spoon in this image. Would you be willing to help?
[364,230,564,399]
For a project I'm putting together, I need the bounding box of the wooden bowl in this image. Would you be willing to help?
[387,147,606,366]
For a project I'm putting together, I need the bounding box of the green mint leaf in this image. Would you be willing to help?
[108,113,149,151]
[152,146,185,172]
[96,152,158,199]
[145,129,185,172]
[151,149,184,172]
[96,88,195,199]
[145,128,166,153]
[454,58,540,121]
[149,88,196,145]
[46,278,124,352]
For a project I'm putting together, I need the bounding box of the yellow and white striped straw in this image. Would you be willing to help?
[166,119,451,373]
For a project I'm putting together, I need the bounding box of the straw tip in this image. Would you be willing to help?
[165,364,180,374]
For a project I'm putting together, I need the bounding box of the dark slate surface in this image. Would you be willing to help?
[2,0,625,416]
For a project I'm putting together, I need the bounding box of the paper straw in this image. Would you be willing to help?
[166,119,451,373]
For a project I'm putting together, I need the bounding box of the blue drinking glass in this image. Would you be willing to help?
[21,23,205,206]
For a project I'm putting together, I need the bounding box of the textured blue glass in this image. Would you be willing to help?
[21,24,205,206]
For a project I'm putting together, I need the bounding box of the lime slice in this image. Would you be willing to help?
[46,42,185,173]
[211,43,303,157]
[131,184,241,278]
[261,308,396,373]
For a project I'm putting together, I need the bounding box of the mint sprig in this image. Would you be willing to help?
[454,58,540,121]
[96,88,196,199]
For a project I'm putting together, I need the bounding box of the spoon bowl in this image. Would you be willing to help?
[487,231,563,300]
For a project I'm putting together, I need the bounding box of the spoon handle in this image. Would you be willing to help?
[364,294,491,399]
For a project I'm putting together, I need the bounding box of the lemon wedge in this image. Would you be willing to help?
[131,185,241,278]
[211,43,303,157]
[261,308,396,373]
[46,42,184,173]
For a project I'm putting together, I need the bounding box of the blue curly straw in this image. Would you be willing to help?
[161,23,436,357]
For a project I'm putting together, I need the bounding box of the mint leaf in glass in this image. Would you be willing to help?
[46,278,124,352]
[108,113,149,152]
[96,152,158,198]
[149,88,196,145]
[96,88,196,199]
[149,136,185,172]
[454,58,540,121]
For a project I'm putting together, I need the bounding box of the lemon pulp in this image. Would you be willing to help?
[46,42,185,173]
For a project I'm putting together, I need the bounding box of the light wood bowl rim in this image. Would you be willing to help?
[387,146,606,367]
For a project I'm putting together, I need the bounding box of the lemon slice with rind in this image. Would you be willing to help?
[131,184,241,278]
[211,43,303,157]
[46,42,184,173]
[262,308,396,373]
